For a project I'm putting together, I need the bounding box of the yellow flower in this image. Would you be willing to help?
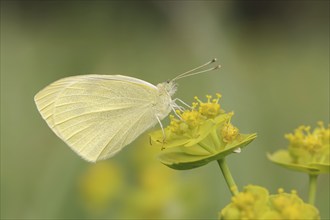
[195,93,222,118]
[220,185,320,220]
[149,94,256,170]
[169,110,204,136]
[222,122,239,143]
[286,122,329,164]
[220,185,269,220]
[268,188,320,220]
[268,122,330,174]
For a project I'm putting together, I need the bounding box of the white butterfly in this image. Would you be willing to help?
[34,59,220,162]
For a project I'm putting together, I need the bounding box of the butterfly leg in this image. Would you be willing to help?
[173,98,192,110]
[171,105,183,120]
[170,99,185,112]
[170,101,190,125]
[155,114,166,150]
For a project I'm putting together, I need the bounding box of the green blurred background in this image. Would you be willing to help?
[1,1,329,219]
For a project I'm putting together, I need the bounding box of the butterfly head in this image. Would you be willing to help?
[157,80,177,97]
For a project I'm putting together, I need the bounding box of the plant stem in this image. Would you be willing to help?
[217,158,239,196]
[308,174,318,205]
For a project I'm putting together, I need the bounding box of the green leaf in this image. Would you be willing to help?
[158,133,257,170]
[184,119,215,147]
[267,150,329,174]
[149,129,190,148]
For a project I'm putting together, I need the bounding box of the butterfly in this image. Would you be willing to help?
[34,59,220,162]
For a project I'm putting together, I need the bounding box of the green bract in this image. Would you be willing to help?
[157,133,256,170]
[267,150,329,175]
[149,94,257,170]
[268,122,330,175]
[220,185,320,220]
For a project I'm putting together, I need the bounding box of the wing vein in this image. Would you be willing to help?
[96,107,150,160]
[54,105,141,125]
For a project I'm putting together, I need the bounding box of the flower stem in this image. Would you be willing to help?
[217,158,239,196]
[308,174,318,205]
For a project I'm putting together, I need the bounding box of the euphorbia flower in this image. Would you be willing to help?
[220,185,320,220]
[149,94,256,170]
[268,122,329,174]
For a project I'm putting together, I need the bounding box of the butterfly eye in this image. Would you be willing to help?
[166,79,170,83]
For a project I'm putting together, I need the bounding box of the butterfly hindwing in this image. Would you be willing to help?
[35,75,161,162]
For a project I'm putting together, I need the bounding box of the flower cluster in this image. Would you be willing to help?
[220,185,320,220]
[149,94,256,170]
[286,122,329,165]
[268,122,329,174]
[167,94,225,142]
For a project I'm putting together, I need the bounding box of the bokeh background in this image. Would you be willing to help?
[1,1,329,219]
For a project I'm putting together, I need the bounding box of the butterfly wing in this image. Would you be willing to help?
[34,75,167,162]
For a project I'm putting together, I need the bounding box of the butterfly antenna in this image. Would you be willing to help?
[175,65,221,80]
[171,58,220,81]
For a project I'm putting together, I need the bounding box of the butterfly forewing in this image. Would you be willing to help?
[35,75,167,162]
[34,75,92,137]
